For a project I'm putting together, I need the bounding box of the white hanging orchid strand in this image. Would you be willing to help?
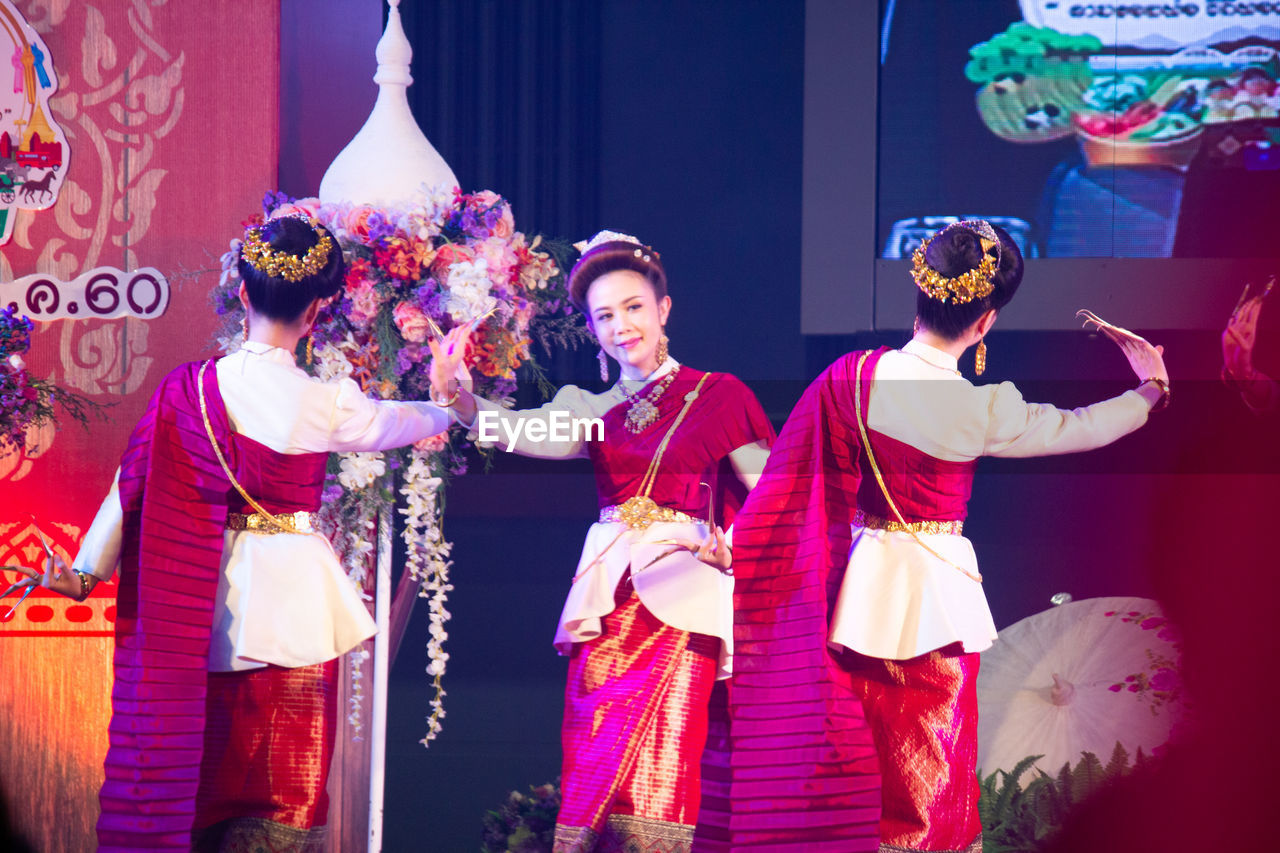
[400,447,454,743]
[337,502,379,738]
[338,451,387,491]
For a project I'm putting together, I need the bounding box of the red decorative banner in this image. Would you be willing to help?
[0,3,280,850]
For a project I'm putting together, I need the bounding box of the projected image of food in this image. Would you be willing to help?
[970,24,1277,168]
[878,1,1280,260]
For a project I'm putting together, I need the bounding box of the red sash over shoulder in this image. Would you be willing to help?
[711,349,886,852]
[97,361,234,851]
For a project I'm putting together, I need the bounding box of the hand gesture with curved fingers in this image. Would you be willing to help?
[2,524,84,618]
[426,325,474,402]
[658,525,733,574]
[1222,279,1273,382]
[1077,309,1168,385]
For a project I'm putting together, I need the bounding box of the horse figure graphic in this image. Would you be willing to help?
[19,170,56,204]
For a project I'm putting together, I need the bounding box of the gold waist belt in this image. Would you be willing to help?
[854,509,963,537]
[599,496,706,530]
[226,510,318,535]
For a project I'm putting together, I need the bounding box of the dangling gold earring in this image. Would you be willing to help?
[241,314,249,341]
[655,332,670,366]
[974,339,987,376]
[305,335,314,366]
[598,347,609,382]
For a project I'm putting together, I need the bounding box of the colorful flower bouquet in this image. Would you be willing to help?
[213,186,586,743]
[0,304,99,454]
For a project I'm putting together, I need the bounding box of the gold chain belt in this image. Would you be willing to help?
[227,510,318,535]
[599,497,706,530]
[854,509,963,537]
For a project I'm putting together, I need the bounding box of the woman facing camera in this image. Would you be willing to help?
[429,230,774,853]
[12,215,454,852]
[725,220,1169,852]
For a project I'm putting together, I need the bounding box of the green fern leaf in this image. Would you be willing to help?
[1104,740,1131,780]
[1071,751,1106,801]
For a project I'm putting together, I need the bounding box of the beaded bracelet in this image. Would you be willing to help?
[1143,377,1171,412]
[74,570,91,600]
[431,386,462,408]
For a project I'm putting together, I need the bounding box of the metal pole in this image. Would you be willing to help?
[368,497,393,852]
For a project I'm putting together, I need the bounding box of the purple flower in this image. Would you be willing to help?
[262,189,295,216]
[321,484,344,504]
[396,345,425,374]
[365,211,396,244]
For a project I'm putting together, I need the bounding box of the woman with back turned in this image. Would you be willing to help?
[723,220,1169,851]
[12,213,455,851]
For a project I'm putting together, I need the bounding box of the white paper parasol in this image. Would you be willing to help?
[977,596,1186,775]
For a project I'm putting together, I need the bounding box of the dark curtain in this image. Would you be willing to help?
[395,0,601,244]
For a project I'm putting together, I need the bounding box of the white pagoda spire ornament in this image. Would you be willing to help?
[319,0,457,207]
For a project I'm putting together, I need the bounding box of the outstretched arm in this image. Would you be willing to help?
[986,313,1168,458]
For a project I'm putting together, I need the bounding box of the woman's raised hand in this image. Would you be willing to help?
[1223,295,1264,382]
[1077,309,1168,385]
[427,325,473,403]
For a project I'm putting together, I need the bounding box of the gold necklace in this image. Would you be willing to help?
[619,363,679,433]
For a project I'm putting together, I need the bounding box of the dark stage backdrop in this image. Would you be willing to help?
[281,1,1265,850]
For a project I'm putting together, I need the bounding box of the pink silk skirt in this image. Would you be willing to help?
[192,660,338,853]
[555,584,720,853]
[843,645,982,852]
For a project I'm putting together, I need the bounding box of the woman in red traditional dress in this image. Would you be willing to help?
[724,220,1170,852]
[14,215,457,852]
[428,230,775,853]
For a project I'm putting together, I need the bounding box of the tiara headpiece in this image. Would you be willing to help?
[910,220,1000,305]
[241,216,334,282]
[574,229,639,255]
[572,229,661,264]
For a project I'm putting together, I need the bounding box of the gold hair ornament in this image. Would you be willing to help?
[911,236,997,305]
[241,219,334,282]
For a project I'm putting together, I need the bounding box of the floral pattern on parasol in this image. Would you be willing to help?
[977,595,1187,776]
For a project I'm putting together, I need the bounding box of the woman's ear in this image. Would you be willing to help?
[302,297,323,328]
[976,308,999,338]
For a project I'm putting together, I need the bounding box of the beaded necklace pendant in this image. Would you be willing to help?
[621,365,679,433]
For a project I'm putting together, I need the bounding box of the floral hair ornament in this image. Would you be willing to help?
[911,219,1001,305]
[240,215,334,283]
